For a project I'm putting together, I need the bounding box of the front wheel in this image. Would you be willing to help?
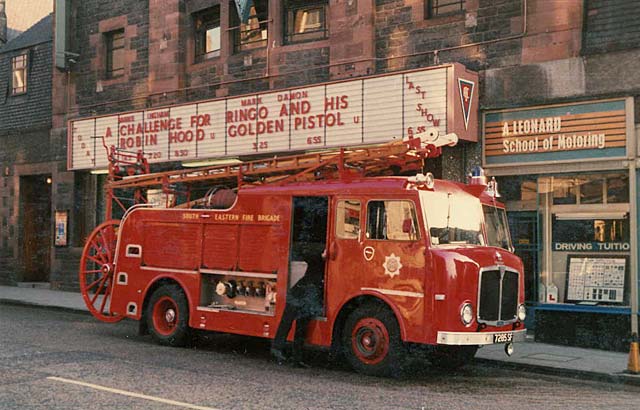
[342,304,406,377]
[146,284,191,347]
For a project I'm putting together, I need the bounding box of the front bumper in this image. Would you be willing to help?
[437,329,526,345]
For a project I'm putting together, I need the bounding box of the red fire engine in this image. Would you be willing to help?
[79,132,526,376]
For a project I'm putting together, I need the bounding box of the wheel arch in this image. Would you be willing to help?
[331,293,406,353]
[138,276,192,335]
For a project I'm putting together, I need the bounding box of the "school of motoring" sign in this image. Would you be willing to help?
[483,98,629,166]
[68,64,478,170]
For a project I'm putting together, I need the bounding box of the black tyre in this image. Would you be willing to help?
[342,304,406,377]
[428,345,478,370]
[146,284,191,347]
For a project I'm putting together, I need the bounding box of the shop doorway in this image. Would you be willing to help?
[508,211,538,304]
[20,174,52,283]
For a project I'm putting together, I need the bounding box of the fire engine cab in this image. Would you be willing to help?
[80,132,526,376]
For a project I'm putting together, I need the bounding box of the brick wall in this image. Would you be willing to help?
[583,0,640,55]
[0,42,52,132]
[0,127,61,286]
[374,0,526,73]
[71,0,150,116]
[0,39,58,286]
[68,0,376,115]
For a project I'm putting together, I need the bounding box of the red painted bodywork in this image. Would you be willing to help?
[108,176,525,348]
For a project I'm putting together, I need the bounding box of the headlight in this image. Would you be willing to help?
[460,303,474,326]
[517,304,527,321]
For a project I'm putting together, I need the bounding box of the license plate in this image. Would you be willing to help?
[493,332,513,343]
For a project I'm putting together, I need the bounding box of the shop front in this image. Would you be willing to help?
[483,98,638,351]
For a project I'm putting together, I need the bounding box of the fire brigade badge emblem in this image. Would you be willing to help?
[383,253,403,278]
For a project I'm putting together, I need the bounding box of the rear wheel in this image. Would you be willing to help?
[428,345,478,370]
[342,304,405,377]
[146,284,191,347]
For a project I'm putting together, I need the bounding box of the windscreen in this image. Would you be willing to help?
[420,190,484,246]
[483,204,513,250]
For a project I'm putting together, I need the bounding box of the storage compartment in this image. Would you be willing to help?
[200,270,277,315]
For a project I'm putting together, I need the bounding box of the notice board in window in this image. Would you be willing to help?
[566,255,626,303]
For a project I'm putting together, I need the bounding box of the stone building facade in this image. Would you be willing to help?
[0,15,60,287]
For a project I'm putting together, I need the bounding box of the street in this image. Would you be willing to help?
[1,304,639,410]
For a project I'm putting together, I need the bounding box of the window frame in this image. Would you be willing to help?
[194,6,221,63]
[284,0,328,45]
[335,199,361,240]
[550,173,629,206]
[105,29,125,79]
[425,0,466,19]
[231,0,269,53]
[365,199,421,242]
[11,53,28,95]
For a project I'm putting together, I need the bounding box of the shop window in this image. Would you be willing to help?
[11,53,27,95]
[336,200,360,239]
[231,0,268,52]
[425,0,465,18]
[606,174,629,203]
[548,216,630,305]
[580,177,604,204]
[105,29,125,78]
[194,6,221,62]
[552,217,629,244]
[552,178,577,205]
[496,176,537,202]
[551,174,628,205]
[366,201,419,241]
[284,0,328,44]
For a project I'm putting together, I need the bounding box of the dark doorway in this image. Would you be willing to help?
[508,211,538,303]
[20,174,52,282]
[290,196,328,309]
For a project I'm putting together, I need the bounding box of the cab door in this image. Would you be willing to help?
[325,198,364,315]
[360,199,426,337]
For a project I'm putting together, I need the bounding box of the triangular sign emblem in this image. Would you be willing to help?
[458,78,475,131]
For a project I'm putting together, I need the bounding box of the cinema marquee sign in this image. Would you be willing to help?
[483,99,629,166]
[68,63,478,170]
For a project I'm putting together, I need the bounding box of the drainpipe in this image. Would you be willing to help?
[0,0,7,45]
[628,103,639,372]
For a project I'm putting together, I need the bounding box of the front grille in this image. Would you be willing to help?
[478,267,519,324]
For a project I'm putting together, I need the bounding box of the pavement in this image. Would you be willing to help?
[2,284,640,385]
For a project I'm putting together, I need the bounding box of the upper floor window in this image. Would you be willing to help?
[284,0,328,44]
[105,29,125,78]
[11,54,27,95]
[194,6,221,62]
[231,0,268,52]
[426,0,465,18]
